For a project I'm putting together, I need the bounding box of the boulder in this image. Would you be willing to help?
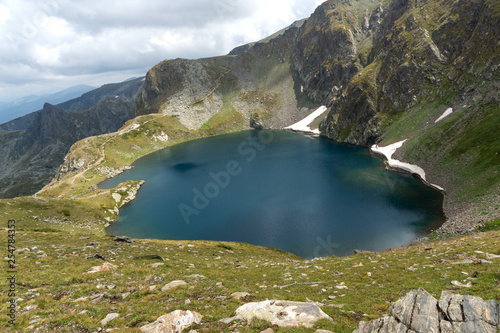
[233,300,332,328]
[140,310,202,333]
[353,288,500,333]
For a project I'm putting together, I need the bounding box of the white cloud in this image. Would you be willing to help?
[0,3,9,24]
[0,0,323,102]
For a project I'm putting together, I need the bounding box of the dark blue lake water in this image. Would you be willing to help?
[101,130,444,258]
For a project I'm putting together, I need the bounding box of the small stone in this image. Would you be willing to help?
[315,330,334,333]
[335,282,348,290]
[101,313,119,326]
[260,329,274,333]
[140,310,202,333]
[113,236,134,243]
[451,280,473,288]
[231,292,250,300]
[234,300,332,328]
[161,280,187,292]
[87,253,106,260]
[86,262,118,274]
[152,263,164,268]
[186,274,206,280]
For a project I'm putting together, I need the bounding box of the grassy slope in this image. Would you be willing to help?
[378,89,500,223]
[0,225,498,332]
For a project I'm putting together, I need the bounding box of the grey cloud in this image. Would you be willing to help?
[0,0,321,101]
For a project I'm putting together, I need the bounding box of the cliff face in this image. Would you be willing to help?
[318,0,500,146]
[0,79,143,198]
[136,20,318,131]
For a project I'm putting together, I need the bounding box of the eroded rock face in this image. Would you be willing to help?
[353,288,500,333]
[140,310,202,333]
[233,300,332,328]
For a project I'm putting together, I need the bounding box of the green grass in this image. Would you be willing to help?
[1,227,499,332]
[478,218,500,232]
[401,101,500,203]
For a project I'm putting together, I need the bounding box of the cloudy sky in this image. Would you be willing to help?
[0,0,323,102]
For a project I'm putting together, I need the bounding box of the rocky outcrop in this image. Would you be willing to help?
[315,0,500,146]
[226,300,332,328]
[353,288,500,333]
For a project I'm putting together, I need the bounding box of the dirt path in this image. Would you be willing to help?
[46,114,169,199]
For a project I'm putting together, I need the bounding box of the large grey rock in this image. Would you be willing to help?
[233,300,332,328]
[391,288,439,332]
[353,289,499,333]
[140,310,202,333]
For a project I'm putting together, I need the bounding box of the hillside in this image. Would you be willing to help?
[0,208,499,332]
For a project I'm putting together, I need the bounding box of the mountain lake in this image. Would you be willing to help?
[100,130,445,258]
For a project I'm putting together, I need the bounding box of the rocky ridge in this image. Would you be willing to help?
[353,288,499,332]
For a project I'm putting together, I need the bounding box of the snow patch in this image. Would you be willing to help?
[431,184,445,191]
[371,140,426,180]
[371,140,445,191]
[285,106,328,134]
[435,108,453,123]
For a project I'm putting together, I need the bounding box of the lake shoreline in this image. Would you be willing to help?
[103,130,445,258]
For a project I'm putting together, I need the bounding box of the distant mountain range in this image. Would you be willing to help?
[0,77,145,198]
[0,84,95,124]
